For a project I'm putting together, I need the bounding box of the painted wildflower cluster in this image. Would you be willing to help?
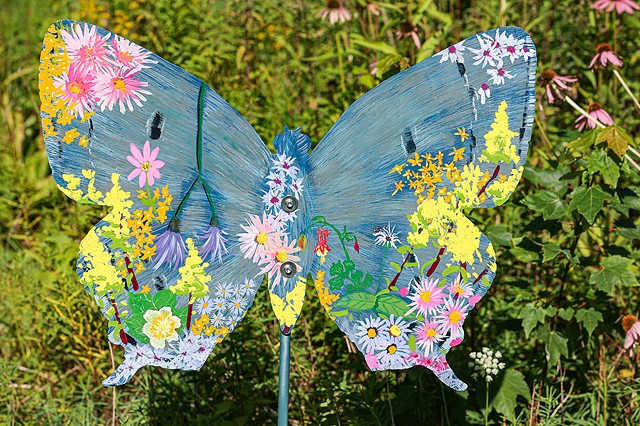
[239,154,305,288]
[436,29,533,105]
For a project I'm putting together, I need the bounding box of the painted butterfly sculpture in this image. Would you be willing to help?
[39,20,536,390]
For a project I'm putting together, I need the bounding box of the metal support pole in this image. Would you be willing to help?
[277,330,291,426]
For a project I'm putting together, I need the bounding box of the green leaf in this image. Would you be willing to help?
[568,185,607,224]
[375,294,412,318]
[596,125,632,157]
[575,308,603,337]
[334,292,377,312]
[152,290,177,309]
[519,304,547,338]
[568,128,598,150]
[485,224,512,247]
[521,190,568,220]
[588,255,639,294]
[509,246,540,263]
[343,260,355,273]
[389,261,402,273]
[396,245,412,255]
[546,332,568,365]
[490,369,530,421]
[587,149,620,188]
[350,35,398,56]
[542,243,564,262]
[558,307,575,321]
[442,265,460,277]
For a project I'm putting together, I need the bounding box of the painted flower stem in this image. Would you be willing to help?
[562,93,640,172]
[612,69,640,113]
[110,295,128,345]
[388,251,411,290]
[186,292,193,330]
[123,253,139,291]
[303,216,357,262]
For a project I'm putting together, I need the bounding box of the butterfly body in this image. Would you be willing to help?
[39,20,536,390]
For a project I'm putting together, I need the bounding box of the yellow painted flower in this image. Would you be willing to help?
[455,127,469,141]
[142,306,181,348]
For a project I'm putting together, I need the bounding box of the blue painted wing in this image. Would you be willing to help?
[304,27,536,390]
[39,20,272,385]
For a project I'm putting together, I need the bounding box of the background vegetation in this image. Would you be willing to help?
[1,0,639,424]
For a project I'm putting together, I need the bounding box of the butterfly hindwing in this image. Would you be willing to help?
[305,27,536,390]
[40,20,272,385]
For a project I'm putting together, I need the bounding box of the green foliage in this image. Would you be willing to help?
[1,0,640,424]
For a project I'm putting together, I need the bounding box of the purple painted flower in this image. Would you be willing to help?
[199,224,228,263]
[588,43,623,69]
[154,217,187,270]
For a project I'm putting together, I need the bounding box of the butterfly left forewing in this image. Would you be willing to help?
[40,20,272,386]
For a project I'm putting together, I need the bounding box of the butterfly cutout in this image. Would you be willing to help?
[39,20,536,390]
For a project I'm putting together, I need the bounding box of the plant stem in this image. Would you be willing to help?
[440,382,451,426]
[612,69,640,113]
[335,32,346,94]
[485,380,490,426]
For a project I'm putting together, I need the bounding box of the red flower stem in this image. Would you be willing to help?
[388,251,412,290]
[186,293,193,330]
[478,166,500,198]
[110,295,129,345]
[473,268,487,285]
[123,254,139,291]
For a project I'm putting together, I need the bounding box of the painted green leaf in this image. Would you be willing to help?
[375,294,411,318]
[596,125,632,157]
[522,190,568,220]
[575,308,603,337]
[389,261,402,273]
[334,292,377,312]
[588,255,639,294]
[568,185,607,224]
[328,276,344,291]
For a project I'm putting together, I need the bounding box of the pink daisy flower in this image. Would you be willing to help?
[61,23,111,74]
[395,20,421,49]
[449,276,473,300]
[469,35,502,68]
[415,321,445,356]
[588,43,623,69]
[317,0,352,25]
[110,35,157,70]
[407,276,446,317]
[437,298,468,334]
[95,67,151,114]
[623,314,640,356]
[259,235,301,287]
[591,0,640,14]
[127,140,165,187]
[574,102,614,131]
[537,68,578,104]
[238,213,282,263]
[53,62,97,118]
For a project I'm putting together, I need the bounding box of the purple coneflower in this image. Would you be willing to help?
[574,102,613,131]
[317,0,352,24]
[537,68,578,104]
[623,314,640,356]
[589,43,623,68]
[154,217,187,269]
[199,223,228,263]
[395,20,421,49]
[591,0,640,14]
